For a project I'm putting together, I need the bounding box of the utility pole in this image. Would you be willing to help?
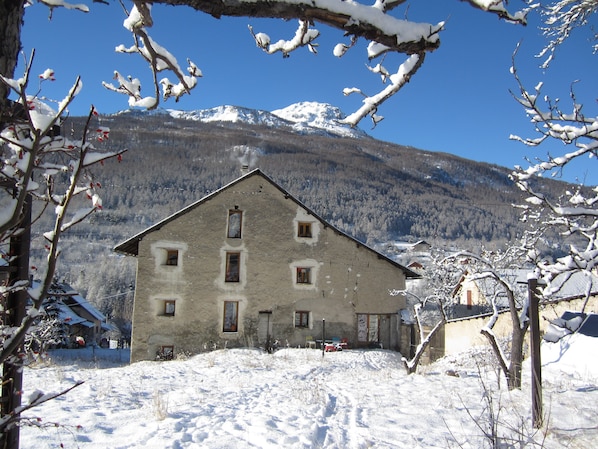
[1,194,31,449]
[528,277,543,429]
[321,319,325,358]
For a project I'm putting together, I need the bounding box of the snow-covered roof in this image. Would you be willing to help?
[62,291,107,322]
[114,169,420,278]
[56,302,90,327]
[464,268,598,309]
[545,271,598,301]
[545,312,598,342]
[31,281,111,330]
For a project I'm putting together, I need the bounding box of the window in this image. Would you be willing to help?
[298,222,312,238]
[166,249,179,266]
[223,301,239,332]
[225,252,240,282]
[157,345,174,360]
[467,290,472,310]
[296,267,311,284]
[228,210,242,238]
[295,311,310,328]
[163,300,176,316]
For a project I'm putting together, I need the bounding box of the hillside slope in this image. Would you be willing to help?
[31,107,565,321]
[85,110,540,246]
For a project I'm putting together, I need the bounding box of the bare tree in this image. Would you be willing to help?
[390,251,458,374]
[395,290,449,374]
[510,0,597,307]
[0,54,125,442]
[445,246,531,390]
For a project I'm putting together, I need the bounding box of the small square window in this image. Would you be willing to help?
[157,345,174,360]
[295,311,310,328]
[166,249,179,266]
[226,252,240,282]
[164,300,176,316]
[298,222,312,238]
[228,210,242,239]
[296,267,311,284]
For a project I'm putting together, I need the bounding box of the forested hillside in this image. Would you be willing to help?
[30,111,565,336]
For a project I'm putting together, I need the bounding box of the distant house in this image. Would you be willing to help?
[407,261,425,274]
[409,240,432,253]
[438,270,598,358]
[115,169,419,362]
[381,240,432,274]
[451,269,529,319]
[31,282,113,348]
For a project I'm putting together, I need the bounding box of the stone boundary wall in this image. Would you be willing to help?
[440,295,598,357]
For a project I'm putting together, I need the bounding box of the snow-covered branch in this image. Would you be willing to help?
[0,381,84,434]
[464,0,530,24]
[249,20,320,57]
[509,22,598,290]
[342,53,425,128]
[536,0,598,68]
[98,0,527,124]
[103,3,202,109]
[1,58,126,367]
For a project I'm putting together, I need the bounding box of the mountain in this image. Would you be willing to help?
[54,101,570,251]
[34,103,568,319]
[117,102,368,139]
[271,101,368,139]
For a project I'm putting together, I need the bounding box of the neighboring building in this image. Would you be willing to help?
[29,281,113,348]
[451,269,529,319]
[381,240,433,274]
[438,270,598,358]
[115,169,419,362]
[409,240,432,253]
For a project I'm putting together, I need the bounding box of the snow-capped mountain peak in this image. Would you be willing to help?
[162,102,368,139]
[273,101,344,125]
[167,105,285,128]
[272,101,367,138]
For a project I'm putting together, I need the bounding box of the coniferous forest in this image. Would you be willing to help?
[30,111,567,337]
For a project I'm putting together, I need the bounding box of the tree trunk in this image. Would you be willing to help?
[507,326,525,389]
[0,0,25,116]
[403,318,444,375]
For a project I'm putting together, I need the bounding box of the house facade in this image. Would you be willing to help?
[452,269,529,319]
[115,170,418,362]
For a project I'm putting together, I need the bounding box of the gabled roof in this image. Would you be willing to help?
[31,281,114,330]
[114,169,419,278]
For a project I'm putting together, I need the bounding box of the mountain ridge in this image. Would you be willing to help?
[32,104,570,317]
[115,101,369,139]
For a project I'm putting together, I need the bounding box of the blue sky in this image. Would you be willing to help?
[18,1,597,184]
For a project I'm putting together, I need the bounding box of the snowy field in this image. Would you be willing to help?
[19,334,597,449]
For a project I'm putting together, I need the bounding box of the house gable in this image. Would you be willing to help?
[116,169,418,361]
[115,169,418,279]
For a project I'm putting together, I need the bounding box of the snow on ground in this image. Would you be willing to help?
[20,335,597,448]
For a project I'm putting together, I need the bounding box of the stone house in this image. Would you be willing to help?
[451,269,529,319]
[115,170,419,362]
